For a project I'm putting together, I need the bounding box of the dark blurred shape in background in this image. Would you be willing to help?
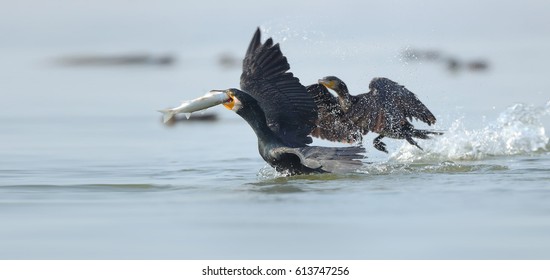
[466,60,489,71]
[401,49,442,61]
[217,52,241,70]
[55,53,176,67]
[402,48,490,74]
[161,113,218,127]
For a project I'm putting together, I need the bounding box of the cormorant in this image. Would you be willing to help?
[165,29,365,175]
[307,76,441,153]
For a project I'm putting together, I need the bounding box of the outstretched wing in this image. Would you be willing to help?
[240,28,317,147]
[306,84,362,143]
[355,77,436,133]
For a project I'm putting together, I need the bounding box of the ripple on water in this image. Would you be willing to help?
[0,183,177,193]
[357,161,508,176]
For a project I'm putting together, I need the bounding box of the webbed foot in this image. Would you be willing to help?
[373,136,388,153]
[406,136,423,151]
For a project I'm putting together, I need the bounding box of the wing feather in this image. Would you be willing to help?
[348,77,436,133]
[306,84,362,143]
[240,28,317,147]
[367,77,436,126]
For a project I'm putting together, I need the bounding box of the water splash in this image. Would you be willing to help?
[256,164,313,179]
[257,165,284,180]
[255,102,548,179]
[392,102,550,163]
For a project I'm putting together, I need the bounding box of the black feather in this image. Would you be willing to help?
[240,29,317,147]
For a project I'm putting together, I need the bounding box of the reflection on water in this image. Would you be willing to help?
[361,161,509,175]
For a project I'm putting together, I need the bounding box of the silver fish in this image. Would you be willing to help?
[158,91,230,123]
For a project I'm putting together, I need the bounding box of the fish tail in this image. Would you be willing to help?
[158,109,176,123]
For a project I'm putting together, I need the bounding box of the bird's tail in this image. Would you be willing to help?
[411,129,444,139]
[299,146,366,173]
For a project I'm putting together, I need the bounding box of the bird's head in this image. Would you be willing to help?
[218,88,244,112]
[212,89,263,119]
[214,88,268,129]
[318,76,349,95]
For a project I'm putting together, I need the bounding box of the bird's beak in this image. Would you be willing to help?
[318,78,336,90]
[222,90,242,112]
[222,91,236,110]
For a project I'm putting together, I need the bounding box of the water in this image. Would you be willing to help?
[1,0,550,259]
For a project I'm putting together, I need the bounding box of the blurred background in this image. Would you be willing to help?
[1,0,549,121]
[1,0,550,259]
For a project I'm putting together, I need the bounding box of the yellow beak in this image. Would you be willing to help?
[318,78,336,90]
[223,93,236,110]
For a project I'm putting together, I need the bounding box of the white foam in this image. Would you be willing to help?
[391,102,550,163]
[257,165,285,180]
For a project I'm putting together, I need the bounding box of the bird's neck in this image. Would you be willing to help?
[238,108,282,146]
[337,86,352,112]
[239,109,284,163]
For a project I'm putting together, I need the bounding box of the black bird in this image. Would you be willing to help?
[205,29,365,175]
[307,76,441,153]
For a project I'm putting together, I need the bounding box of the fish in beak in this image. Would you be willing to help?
[158,90,231,123]
[221,89,242,112]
